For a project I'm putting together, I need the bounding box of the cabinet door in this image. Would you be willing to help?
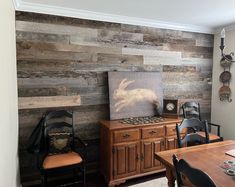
[141,138,165,173]
[165,136,178,150]
[113,142,140,179]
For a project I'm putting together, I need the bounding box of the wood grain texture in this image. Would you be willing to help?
[18,95,81,109]
[15,11,214,183]
[100,118,183,185]
[155,140,235,187]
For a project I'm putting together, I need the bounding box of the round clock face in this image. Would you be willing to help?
[166,103,175,111]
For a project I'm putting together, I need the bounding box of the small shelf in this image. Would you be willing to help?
[18,95,81,110]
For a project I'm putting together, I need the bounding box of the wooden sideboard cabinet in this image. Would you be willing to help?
[100,118,182,187]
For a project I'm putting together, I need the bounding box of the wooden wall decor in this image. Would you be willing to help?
[15,11,213,185]
[219,29,233,102]
[108,72,163,120]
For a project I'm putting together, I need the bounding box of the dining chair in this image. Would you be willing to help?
[176,118,209,148]
[172,154,217,187]
[37,110,87,187]
[182,101,223,142]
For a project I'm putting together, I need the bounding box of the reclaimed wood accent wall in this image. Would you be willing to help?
[16,11,213,184]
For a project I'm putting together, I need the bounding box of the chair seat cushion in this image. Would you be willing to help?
[43,151,82,169]
[196,131,221,141]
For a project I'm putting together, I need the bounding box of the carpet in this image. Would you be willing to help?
[123,177,169,187]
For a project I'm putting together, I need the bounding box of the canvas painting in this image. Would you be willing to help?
[108,72,163,120]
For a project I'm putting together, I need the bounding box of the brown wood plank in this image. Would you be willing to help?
[16,41,122,54]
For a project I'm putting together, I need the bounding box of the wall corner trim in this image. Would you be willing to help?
[14,0,215,34]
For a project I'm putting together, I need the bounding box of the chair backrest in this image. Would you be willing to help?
[176,118,209,148]
[182,101,201,120]
[43,110,75,152]
[172,154,217,187]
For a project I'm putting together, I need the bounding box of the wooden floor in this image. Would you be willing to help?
[28,172,165,187]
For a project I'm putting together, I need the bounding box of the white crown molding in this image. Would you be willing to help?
[12,0,18,9]
[13,0,215,34]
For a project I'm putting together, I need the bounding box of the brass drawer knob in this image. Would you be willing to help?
[122,133,130,138]
[149,130,157,135]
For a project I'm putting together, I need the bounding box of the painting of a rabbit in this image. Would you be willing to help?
[108,72,163,120]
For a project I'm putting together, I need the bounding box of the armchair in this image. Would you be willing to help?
[37,110,87,187]
[182,101,223,142]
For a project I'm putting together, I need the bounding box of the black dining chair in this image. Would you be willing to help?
[176,118,209,148]
[173,154,217,187]
[182,101,223,142]
[37,110,87,187]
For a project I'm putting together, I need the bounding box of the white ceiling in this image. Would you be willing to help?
[14,0,235,33]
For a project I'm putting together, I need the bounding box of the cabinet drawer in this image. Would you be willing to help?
[113,129,140,143]
[166,124,187,136]
[142,126,165,139]
[166,124,177,136]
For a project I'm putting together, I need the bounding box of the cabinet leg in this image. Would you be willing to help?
[165,166,175,187]
[108,180,126,187]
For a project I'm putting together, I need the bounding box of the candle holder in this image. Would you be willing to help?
[219,29,233,102]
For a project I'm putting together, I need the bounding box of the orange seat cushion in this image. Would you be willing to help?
[43,151,83,169]
[196,131,221,141]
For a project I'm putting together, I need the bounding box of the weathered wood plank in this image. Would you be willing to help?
[18,86,108,97]
[162,72,210,83]
[97,53,143,65]
[143,34,195,46]
[16,41,122,54]
[98,29,143,43]
[16,31,70,43]
[163,65,196,72]
[122,47,182,57]
[18,95,81,109]
[17,49,97,62]
[16,20,98,38]
[17,63,161,76]
[121,24,183,39]
[17,76,107,88]
[181,58,213,65]
[80,93,109,106]
[182,52,212,59]
[164,92,204,99]
[163,82,211,94]
[144,55,181,65]
[16,11,121,30]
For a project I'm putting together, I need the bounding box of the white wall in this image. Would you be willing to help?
[211,29,235,140]
[0,0,20,186]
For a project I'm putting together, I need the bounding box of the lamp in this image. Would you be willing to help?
[220,28,235,63]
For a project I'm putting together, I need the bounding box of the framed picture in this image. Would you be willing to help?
[162,99,179,118]
[108,72,163,120]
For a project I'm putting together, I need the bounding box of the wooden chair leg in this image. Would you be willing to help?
[73,168,76,183]
[41,173,47,187]
[44,173,47,187]
[83,164,86,187]
[41,175,44,187]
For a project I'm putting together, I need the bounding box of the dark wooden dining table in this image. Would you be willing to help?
[155,140,235,187]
